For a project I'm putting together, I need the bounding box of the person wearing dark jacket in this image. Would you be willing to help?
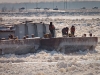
[49,22,55,37]
[71,25,75,36]
[62,27,69,37]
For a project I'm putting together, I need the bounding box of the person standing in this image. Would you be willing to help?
[65,27,69,36]
[49,22,55,37]
[71,25,75,36]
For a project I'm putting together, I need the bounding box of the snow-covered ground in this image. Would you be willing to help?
[0,12,100,75]
[0,48,100,75]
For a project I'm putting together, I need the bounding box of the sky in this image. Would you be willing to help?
[0,0,100,3]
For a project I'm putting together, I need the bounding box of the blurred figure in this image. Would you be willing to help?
[49,22,55,37]
[23,36,26,39]
[89,33,92,37]
[31,34,34,38]
[62,27,69,37]
[26,35,29,38]
[71,26,75,36]
[9,34,14,39]
[82,34,86,37]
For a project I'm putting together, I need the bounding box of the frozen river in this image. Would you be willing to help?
[0,12,100,75]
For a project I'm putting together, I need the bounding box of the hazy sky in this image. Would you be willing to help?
[0,0,100,3]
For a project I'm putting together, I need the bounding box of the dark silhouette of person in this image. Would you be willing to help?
[49,22,55,37]
[62,27,69,36]
[71,26,75,36]
[9,34,14,39]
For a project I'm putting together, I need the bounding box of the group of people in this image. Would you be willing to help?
[49,22,75,37]
[62,26,75,37]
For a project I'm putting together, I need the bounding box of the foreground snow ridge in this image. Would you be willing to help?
[0,48,100,75]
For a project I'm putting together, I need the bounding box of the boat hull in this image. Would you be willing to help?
[0,37,98,54]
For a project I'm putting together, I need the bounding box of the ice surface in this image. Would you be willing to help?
[0,48,100,75]
[0,11,100,75]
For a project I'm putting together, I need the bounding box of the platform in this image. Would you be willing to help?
[0,37,98,55]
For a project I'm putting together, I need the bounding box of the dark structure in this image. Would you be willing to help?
[0,37,98,55]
